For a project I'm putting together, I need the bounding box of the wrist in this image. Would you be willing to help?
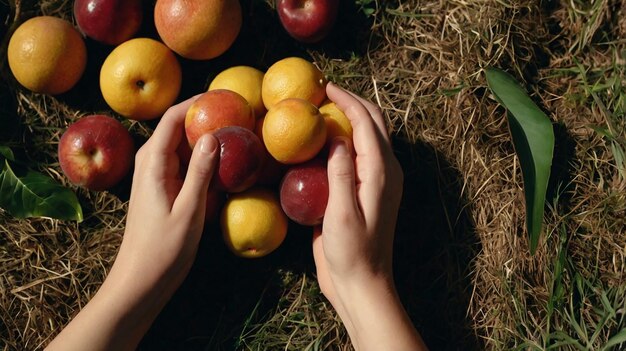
[331,273,426,351]
[87,251,184,344]
[332,271,397,314]
[92,267,163,341]
[332,267,396,297]
[100,250,182,319]
[46,266,166,351]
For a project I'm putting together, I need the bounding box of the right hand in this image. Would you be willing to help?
[312,83,427,351]
[313,82,403,296]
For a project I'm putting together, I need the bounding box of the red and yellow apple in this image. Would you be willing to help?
[58,115,134,191]
[154,0,242,60]
[185,90,255,148]
[277,0,339,43]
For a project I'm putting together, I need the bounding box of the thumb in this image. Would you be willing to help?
[326,137,359,217]
[173,134,219,217]
[312,226,333,297]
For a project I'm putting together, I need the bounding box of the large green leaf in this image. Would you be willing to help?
[0,158,83,222]
[485,67,554,254]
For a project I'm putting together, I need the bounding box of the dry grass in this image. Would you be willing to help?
[1,0,626,350]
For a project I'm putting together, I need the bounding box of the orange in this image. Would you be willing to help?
[209,66,266,118]
[262,98,327,164]
[8,16,86,95]
[221,187,288,258]
[319,100,353,142]
[154,0,242,60]
[262,57,327,109]
[100,38,182,120]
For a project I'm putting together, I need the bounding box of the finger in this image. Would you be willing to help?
[312,226,324,268]
[148,94,202,156]
[172,134,219,219]
[140,95,202,178]
[345,90,389,142]
[326,83,388,161]
[313,225,334,292]
[312,227,334,294]
[326,137,360,217]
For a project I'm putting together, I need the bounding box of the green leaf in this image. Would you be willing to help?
[0,146,14,161]
[0,159,83,221]
[485,67,555,255]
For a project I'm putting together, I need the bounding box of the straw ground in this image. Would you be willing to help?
[1,0,626,350]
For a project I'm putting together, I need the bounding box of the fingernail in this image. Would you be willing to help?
[199,135,217,155]
[333,138,348,155]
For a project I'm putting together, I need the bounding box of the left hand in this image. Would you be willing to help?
[116,95,218,295]
[47,95,219,351]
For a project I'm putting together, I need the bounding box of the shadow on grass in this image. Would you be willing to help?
[394,137,482,351]
[138,207,316,351]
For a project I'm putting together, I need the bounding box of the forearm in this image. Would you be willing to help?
[46,254,178,351]
[333,274,428,351]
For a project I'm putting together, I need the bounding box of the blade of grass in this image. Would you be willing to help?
[545,222,568,347]
[548,330,586,350]
[602,328,626,351]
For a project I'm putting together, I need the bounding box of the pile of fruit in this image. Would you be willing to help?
[6,0,347,258]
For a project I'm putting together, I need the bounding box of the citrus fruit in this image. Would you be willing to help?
[185,90,255,147]
[262,98,327,164]
[261,57,327,109]
[154,0,242,60]
[221,187,288,258]
[209,66,266,118]
[100,38,182,120]
[8,16,86,95]
[319,100,353,142]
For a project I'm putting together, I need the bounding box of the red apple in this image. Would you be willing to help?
[279,158,328,226]
[277,0,339,43]
[213,126,266,193]
[74,0,142,46]
[58,115,134,191]
[205,185,225,224]
[185,90,255,148]
[257,152,287,185]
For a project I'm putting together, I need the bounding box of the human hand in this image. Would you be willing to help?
[313,82,402,307]
[47,96,219,351]
[313,83,427,350]
[115,95,218,296]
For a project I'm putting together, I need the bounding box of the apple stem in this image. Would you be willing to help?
[135,80,145,89]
